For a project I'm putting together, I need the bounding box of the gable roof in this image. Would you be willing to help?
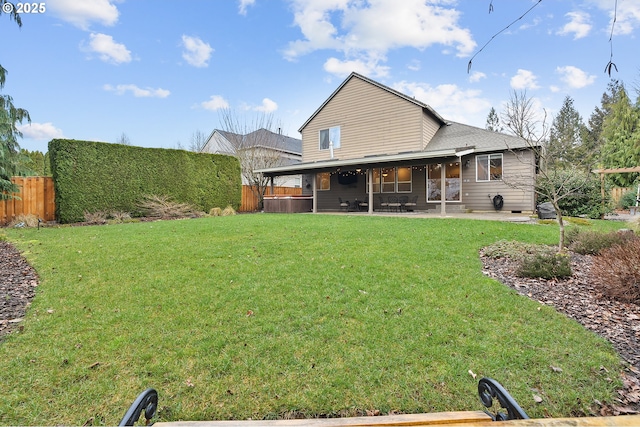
[298,72,446,133]
[206,128,302,156]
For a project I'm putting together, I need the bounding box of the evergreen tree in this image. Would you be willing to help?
[583,80,624,168]
[1,2,30,200]
[600,85,640,186]
[485,107,502,132]
[20,149,50,176]
[547,96,586,169]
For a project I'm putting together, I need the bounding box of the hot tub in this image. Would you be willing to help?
[263,195,313,213]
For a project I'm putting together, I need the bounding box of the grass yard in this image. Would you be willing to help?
[0,214,628,425]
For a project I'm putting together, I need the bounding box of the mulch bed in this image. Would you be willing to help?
[0,241,39,339]
[480,250,640,416]
[2,238,640,416]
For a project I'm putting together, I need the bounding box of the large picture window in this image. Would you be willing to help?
[476,154,502,181]
[427,162,460,202]
[319,126,341,150]
[316,172,330,190]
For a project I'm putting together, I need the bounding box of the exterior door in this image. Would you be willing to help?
[427,162,461,202]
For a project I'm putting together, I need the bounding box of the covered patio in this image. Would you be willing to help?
[259,147,476,215]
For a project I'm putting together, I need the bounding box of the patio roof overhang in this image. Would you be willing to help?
[257,147,473,177]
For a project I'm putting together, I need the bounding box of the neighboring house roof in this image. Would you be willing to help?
[203,128,302,157]
[298,72,446,133]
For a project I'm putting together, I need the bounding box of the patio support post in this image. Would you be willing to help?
[368,168,373,214]
[312,173,317,213]
[440,162,446,216]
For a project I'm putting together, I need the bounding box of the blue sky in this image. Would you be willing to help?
[2,0,639,152]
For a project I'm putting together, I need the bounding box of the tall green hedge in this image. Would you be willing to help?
[49,139,241,223]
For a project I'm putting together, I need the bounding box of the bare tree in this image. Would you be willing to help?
[218,109,287,210]
[501,91,597,251]
[116,132,131,146]
[189,130,208,152]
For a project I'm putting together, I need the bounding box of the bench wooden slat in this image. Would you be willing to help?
[156,414,640,427]
[464,414,640,426]
[156,410,492,426]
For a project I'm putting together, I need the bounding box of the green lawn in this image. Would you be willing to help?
[0,215,627,425]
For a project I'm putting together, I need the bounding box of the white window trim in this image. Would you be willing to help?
[476,153,503,182]
[319,126,340,151]
[426,162,462,203]
[396,166,412,193]
[366,167,412,193]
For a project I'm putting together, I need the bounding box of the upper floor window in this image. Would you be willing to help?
[320,126,341,150]
[476,154,502,181]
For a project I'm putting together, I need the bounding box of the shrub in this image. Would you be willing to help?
[617,189,639,210]
[209,207,222,216]
[109,211,132,222]
[517,252,572,279]
[591,236,640,304]
[84,211,108,224]
[536,170,610,219]
[568,229,635,255]
[48,139,242,223]
[8,214,40,228]
[482,240,555,262]
[221,205,237,216]
[137,194,204,218]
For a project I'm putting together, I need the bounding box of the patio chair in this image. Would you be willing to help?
[338,197,350,211]
[358,198,369,211]
[404,195,418,212]
[398,195,409,212]
[377,195,388,211]
[387,195,401,212]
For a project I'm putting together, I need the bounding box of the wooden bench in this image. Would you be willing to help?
[119,378,640,426]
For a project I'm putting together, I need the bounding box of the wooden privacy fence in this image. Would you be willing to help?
[611,187,632,205]
[1,176,56,225]
[240,185,302,212]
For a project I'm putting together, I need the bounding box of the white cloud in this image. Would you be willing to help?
[323,56,389,78]
[104,84,170,98]
[82,33,131,64]
[557,11,592,39]
[393,80,491,124]
[556,65,596,89]
[284,0,476,77]
[181,35,213,68]
[510,69,540,90]
[407,59,421,71]
[238,0,255,15]
[468,71,486,83]
[253,98,278,113]
[17,122,64,140]
[590,0,640,35]
[47,0,119,30]
[201,95,230,111]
